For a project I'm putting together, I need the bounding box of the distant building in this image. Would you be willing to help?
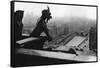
[89,26,97,51]
[49,25,57,39]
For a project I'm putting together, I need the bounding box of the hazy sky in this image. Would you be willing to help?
[15,2,96,20]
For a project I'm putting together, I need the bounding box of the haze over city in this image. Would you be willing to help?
[15,2,97,38]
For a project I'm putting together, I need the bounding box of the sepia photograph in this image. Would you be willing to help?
[11,1,97,67]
